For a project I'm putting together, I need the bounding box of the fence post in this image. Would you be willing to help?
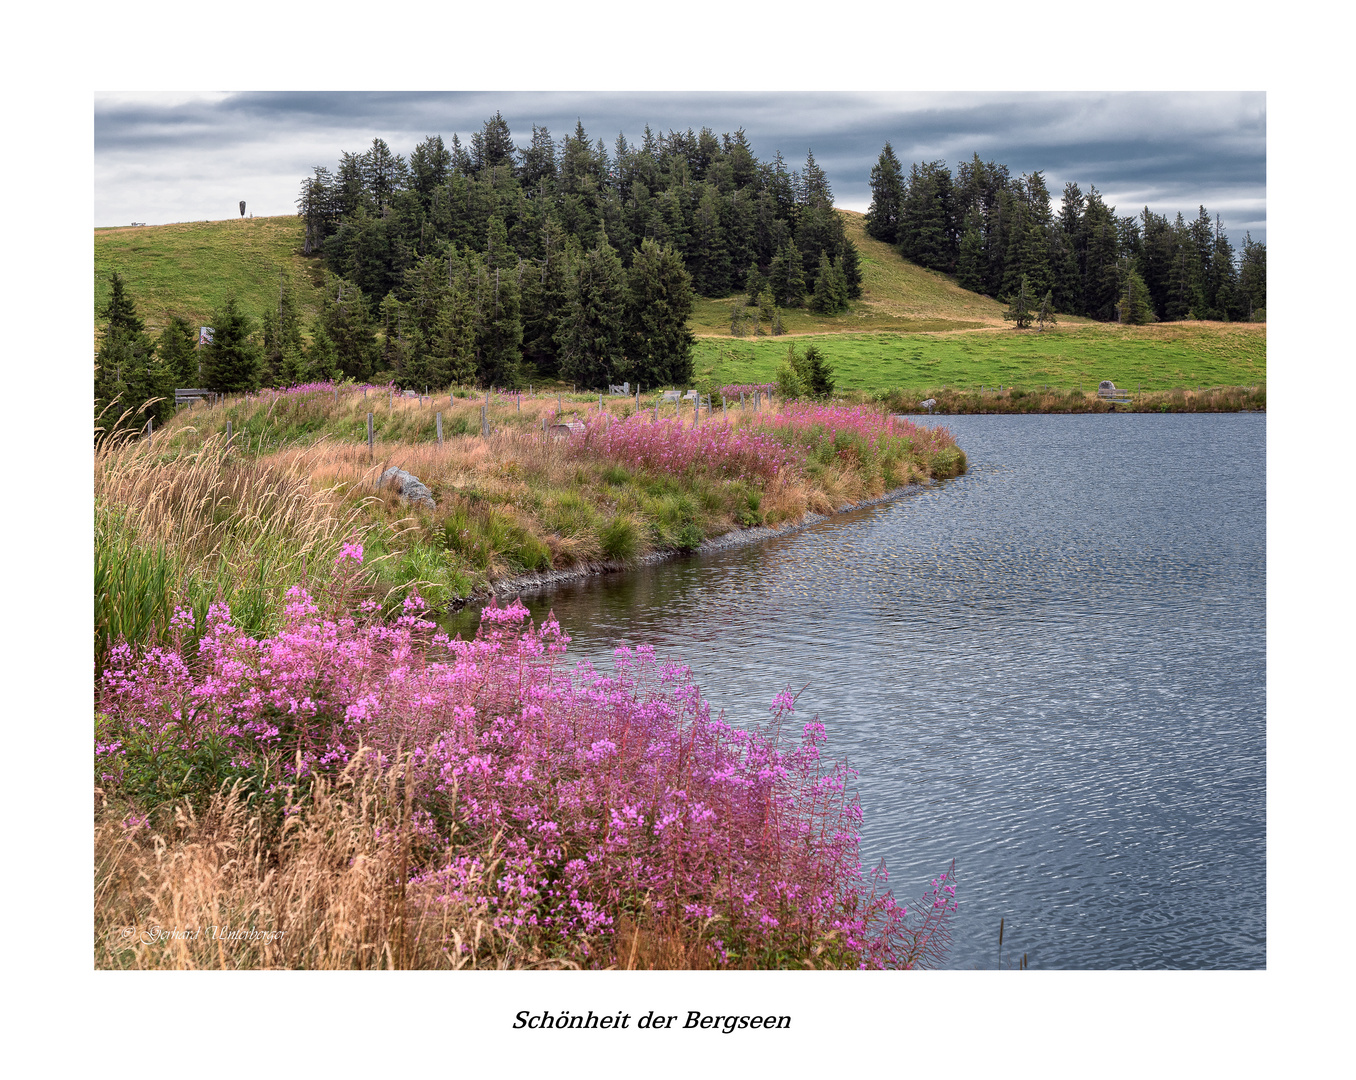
[437,411,443,445]
[481,403,488,438]
[367,412,373,456]
[694,394,699,427]
[226,420,232,452]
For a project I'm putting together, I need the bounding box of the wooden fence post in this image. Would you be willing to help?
[481,404,488,438]
[226,420,232,451]
[436,412,443,445]
[367,412,373,456]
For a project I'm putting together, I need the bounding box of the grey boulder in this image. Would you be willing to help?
[379,467,435,508]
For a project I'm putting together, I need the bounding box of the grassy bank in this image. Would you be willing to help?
[879,382,1266,414]
[97,386,965,667]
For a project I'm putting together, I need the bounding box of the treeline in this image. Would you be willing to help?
[864,144,1266,323]
[296,114,863,388]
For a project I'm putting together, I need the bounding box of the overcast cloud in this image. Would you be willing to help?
[95,90,1266,244]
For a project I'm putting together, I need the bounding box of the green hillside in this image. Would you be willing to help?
[94,209,1265,393]
[94,216,324,336]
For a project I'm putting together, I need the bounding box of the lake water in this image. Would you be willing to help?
[444,413,1266,969]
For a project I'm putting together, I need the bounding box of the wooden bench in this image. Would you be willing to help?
[175,388,212,407]
[660,390,681,402]
[1097,382,1131,405]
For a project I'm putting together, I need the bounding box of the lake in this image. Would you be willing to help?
[444,412,1266,969]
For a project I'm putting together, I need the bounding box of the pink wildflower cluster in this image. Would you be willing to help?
[755,403,957,455]
[95,572,954,966]
[569,415,796,482]
[719,383,776,398]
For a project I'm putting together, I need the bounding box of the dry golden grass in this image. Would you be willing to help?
[96,425,370,570]
[94,754,574,970]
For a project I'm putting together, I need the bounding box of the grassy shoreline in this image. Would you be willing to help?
[97,386,966,664]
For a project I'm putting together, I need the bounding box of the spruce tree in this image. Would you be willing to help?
[1003,276,1035,329]
[865,142,905,244]
[157,315,199,387]
[558,239,626,389]
[1036,291,1057,332]
[624,238,695,388]
[200,296,261,392]
[96,274,170,436]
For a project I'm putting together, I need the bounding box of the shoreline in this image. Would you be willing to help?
[475,480,935,605]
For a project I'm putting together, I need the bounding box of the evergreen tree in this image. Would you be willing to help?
[1003,275,1035,329]
[810,251,848,314]
[1238,233,1266,320]
[865,142,906,244]
[320,276,378,381]
[260,270,306,385]
[101,272,146,337]
[899,161,958,272]
[157,315,199,387]
[473,255,523,387]
[768,237,806,308]
[956,211,986,294]
[200,295,261,392]
[624,238,695,388]
[796,343,835,398]
[558,238,626,389]
[1117,266,1156,325]
[1036,290,1057,332]
[304,324,340,381]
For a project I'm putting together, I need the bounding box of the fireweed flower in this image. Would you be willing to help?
[95,590,956,968]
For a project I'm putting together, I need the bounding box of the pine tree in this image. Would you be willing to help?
[1036,290,1057,332]
[473,255,523,387]
[157,315,199,387]
[304,324,340,381]
[624,238,695,388]
[1238,232,1266,320]
[810,251,848,315]
[320,276,378,381]
[768,237,806,308]
[797,343,835,398]
[558,238,626,389]
[96,273,171,436]
[1003,276,1035,329]
[956,211,986,294]
[865,142,906,244]
[200,295,261,392]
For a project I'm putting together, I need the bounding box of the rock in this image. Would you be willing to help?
[379,467,435,508]
[920,398,937,412]
[1099,380,1116,391]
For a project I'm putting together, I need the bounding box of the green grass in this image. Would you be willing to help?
[94,216,324,338]
[694,321,1266,394]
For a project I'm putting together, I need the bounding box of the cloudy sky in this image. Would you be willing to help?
[94,91,1267,244]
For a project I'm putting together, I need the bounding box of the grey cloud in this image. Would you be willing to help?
[94,91,1265,243]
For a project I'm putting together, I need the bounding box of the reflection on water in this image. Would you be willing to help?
[445,413,1265,969]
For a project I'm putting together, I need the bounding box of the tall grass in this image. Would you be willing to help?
[95,760,558,970]
[94,423,377,667]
